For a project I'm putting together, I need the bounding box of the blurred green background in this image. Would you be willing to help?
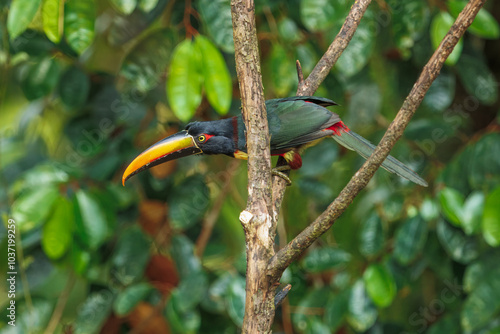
[1,0,500,333]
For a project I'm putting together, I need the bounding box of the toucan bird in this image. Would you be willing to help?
[122,96,427,187]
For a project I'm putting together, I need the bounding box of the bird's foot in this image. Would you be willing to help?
[272,166,292,186]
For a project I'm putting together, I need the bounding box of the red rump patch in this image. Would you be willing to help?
[280,151,302,170]
[326,121,350,136]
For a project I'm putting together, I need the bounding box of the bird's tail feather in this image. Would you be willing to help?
[331,130,428,187]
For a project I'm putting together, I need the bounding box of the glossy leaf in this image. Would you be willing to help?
[300,0,347,32]
[58,66,90,108]
[439,187,465,227]
[64,0,95,54]
[110,0,136,15]
[119,28,175,93]
[422,70,455,112]
[12,185,60,233]
[430,12,462,65]
[225,275,246,327]
[10,163,68,197]
[165,300,201,334]
[167,39,203,122]
[270,43,296,96]
[42,0,63,43]
[12,298,54,333]
[363,263,396,308]
[169,174,210,230]
[347,280,378,332]
[468,133,500,191]
[7,0,42,39]
[324,290,349,331]
[462,191,484,235]
[74,189,110,250]
[393,215,428,265]
[197,0,234,53]
[42,197,74,260]
[20,57,61,100]
[461,266,500,331]
[483,187,500,247]
[437,219,479,264]
[337,19,375,77]
[457,53,498,106]
[359,213,385,257]
[293,288,331,332]
[113,282,154,316]
[302,247,351,272]
[170,235,202,278]
[388,0,430,58]
[464,250,500,293]
[111,226,151,285]
[73,290,115,334]
[448,0,500,39]
[138,0,159,12]
[420,197,440,222]
[196,35,232,115]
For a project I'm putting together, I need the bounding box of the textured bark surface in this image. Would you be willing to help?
[267,0,488,281]
[230,1,275,332]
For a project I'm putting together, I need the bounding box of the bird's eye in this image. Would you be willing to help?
[198,135,206,143]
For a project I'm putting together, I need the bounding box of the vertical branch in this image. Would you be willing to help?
[231,0,275,332]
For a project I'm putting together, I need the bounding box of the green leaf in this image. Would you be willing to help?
[292,287,331,332]
[300,0,348,32]
[359,213,385,257]
[388,0,430,58]
[278,18,302,42]
[197,0,234,53]
[111,226,151,285]
[464,250,500,293]
[169,174,210,230]
[422,70,456,112]
[393,215,428,265]
[468,133,500,191]
[170,235,202,278]
[461,266,500,331]
[363,263,397,308]
[42,0,63,43]
[167,39,203,122]
[119,28,175,93]
[462,191,484,235]
[439,187,465,227]
[420,196,440,222]
[74,290,115,334]
[13,298,54,333]
[428,313,461,334]
[448,0,500,39]
[457,53,498,106]
[20,56,61,100]
[430,11,463,65]
[302,247,351,273]
[110,0,136,15]
[74,189,110,250]
[58,66,90,108]
[201,272,233,313]
[269,43,296,96]
[7,0,42,39]
[10,163,68,197]
[346,280,378,332]
[437,219,479,264]
[113,282,154,316]
[336,19,375,77]
[42,196,74,259]
[12,185,60,233]
[483,187,500,247]
[324,290,349,331]
[138,0,158,12]
[165,299,201,334]
[225,275,246,327]
[196,35,232,115]
[64,0,95,54]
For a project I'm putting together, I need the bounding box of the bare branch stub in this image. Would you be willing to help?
[267,0,488,281]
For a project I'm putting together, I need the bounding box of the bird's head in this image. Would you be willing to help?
[122,119,236,185]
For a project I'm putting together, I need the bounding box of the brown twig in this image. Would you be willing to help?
[267,0,488,281]
[43,272,77,334]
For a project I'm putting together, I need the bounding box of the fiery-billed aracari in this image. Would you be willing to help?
[122,96,427,187]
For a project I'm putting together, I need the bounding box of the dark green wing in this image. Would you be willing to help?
[266,97,340,151]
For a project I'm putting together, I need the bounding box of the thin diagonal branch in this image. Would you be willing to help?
[268,0,487,281]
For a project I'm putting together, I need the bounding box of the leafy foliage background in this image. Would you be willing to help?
[0,0,500,333]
